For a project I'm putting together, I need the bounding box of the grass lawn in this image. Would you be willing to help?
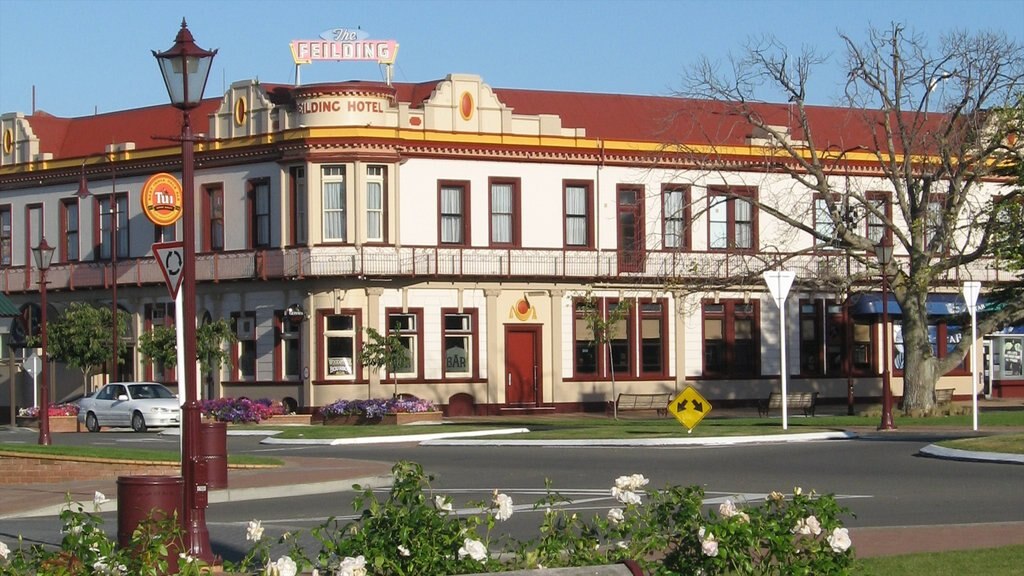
[853,545,1024,575]
[0,443,281,466]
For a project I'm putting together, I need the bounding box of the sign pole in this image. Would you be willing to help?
[764,271,796,430]
[962,281,981,431]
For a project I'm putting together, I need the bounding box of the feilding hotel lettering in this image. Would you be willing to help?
[296,99,386,115]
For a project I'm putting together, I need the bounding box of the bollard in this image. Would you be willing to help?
[198,421,228,489]
[116,475,183,575]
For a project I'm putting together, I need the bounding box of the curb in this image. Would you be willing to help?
[420,431,857,447]
[918,444,1024,465]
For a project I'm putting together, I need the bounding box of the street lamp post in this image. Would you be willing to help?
[32,238,55,446]
[874,240,896,431]
[154,18,217,562]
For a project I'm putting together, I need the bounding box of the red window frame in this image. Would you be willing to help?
[231,311,257,381]
[248,178,271,249]
[563,180,594,249]
[707,186,757,253]
[440,307,480,380]
[384,307,425,380]
[438,180,470,246]
[702,299,760,378]
[488,177,521,247]
[316,308,363,383]
[202,183,224,252]
[662,184,690,250]
[60,198,79,263]
[288,166,307,247]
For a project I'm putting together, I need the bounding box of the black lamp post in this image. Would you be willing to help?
[32,238,55,446]
[153,18,217,562]
[874,239,896,431]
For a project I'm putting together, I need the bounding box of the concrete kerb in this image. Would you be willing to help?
[919,444,1024,465]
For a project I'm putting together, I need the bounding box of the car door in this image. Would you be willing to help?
[89,385,115,423]
[107,384,129,426]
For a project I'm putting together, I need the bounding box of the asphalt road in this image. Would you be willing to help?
[4,431,1023,564]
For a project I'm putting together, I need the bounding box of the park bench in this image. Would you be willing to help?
[613,393,673,417]
[757,391,818,417]
[934,387,955,406]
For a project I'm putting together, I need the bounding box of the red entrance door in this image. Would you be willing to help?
[617,186,645,273]
[505,326,541,405]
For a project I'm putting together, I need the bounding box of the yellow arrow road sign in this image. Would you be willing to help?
[668,386,712,430]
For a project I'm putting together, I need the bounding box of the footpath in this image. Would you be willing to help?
[2,408,1023,559]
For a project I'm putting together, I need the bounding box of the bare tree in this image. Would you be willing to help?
[676,25,1024,412]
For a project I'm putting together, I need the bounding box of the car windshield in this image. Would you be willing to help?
[130,385,175,400]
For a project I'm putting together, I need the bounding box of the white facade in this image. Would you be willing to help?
[0,73,1009,415]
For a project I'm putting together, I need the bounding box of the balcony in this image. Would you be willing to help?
[0,246,1009,295]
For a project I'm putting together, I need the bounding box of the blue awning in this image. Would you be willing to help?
[849,293,969,317]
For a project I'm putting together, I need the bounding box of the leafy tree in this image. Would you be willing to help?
[360,326,409,398]
[41,302,126,394]
[138,319,235,378]
[677,24,1024,411]
[577,291,633,419]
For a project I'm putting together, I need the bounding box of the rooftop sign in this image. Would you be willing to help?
[290,28,398,64]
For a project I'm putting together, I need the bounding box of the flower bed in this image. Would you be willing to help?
[382,411,442,425]
[320,397,438,425]
[202,397,288,424]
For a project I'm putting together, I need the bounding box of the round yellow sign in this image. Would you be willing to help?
[141,173,183,226]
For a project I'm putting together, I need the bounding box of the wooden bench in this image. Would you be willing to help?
[614,393,673,417]
[934,388,955,406]
[757,392,818,417]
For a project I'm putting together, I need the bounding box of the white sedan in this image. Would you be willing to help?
[78,382,180,433]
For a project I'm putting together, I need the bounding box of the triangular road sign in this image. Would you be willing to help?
[152,241,185,299]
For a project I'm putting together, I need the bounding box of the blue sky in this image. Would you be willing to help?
[1,0,1022,118]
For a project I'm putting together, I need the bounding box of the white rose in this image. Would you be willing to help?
[0,540,10,560]
[265,556,297,576]
[338,555,367,576]
[458,538,488,562]
[719,499,740,518]
[828,527,852,553]
[700,530,719,557]
[493,492,514,521]
[435,495,453,512]
[607,508,625,524]
[247,519,265,542]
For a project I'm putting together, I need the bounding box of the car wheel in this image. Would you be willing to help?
[131,412,148,433]
[85,412,101,433]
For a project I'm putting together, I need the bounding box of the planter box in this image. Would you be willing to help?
[322,415,382,426]
[16,415,80,433]
[382,411,443,426]
[260,414,312,425]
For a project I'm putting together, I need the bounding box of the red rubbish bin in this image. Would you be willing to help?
[198,421,228,489]
[117,475,183,574]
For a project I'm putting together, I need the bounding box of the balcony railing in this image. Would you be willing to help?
[0,245,1009,295]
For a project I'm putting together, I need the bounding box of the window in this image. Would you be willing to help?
[925,195,946,252]
[663,185,689,250]
[442,309,478,379]
[571,297,667,380]
[290,166,307,246]
[323,166,347,242]
[250,179,271,248]
[144,303,175,382]
[323,311,359,380]
[708,187,756,251]
[702,300,759,378]
[97,194,128,260]
[865,192,889,245]
[203,184,224,251]
[639,302,665,375]
[154,225,175,243]
[61,199,79,262]
[893,321,968,376]
[0,205,10,266]
[489,178,519,246]
[233,312,257,380]
[439,182,469,245]
[366,165,385,242]
[385,309,423,377]
[564,181,592,248]
[799,300,852,376]
[813,196,837,247]
[276,311,302,380]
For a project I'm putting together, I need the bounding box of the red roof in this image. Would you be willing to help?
[14,79,935,162]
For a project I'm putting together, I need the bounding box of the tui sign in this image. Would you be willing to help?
[668,386,713,431]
